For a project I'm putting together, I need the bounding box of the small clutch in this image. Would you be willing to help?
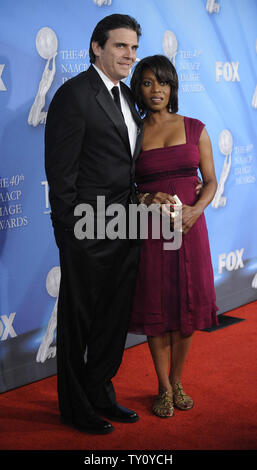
[170,194,182,219]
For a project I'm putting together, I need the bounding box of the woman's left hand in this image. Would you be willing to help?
[181,204,202,234]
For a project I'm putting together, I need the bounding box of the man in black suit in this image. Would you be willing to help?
[45,14,143,434]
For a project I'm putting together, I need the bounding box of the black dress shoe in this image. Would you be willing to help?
[95,403,139,423]
[60,414,114,434]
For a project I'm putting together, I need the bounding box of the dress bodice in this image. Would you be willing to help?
[135,116,205,184]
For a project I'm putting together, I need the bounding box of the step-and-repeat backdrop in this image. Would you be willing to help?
[1,0,257,392]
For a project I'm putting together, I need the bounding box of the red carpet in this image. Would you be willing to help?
[0,301,257,453]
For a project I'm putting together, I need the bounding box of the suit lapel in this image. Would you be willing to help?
[96,87,131,155]
[120,82,141,127]
[87,66,144,159]
[87,66,131,155]
[120,81,144,160]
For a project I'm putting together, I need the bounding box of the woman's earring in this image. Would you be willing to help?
[168,103,172,113]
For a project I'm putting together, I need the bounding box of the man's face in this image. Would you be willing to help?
[92,28,138,83]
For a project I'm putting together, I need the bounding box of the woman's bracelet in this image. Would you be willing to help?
[140,193,150,205]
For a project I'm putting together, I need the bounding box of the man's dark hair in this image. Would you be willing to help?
[89,14,142,63]
[130,55,179,116]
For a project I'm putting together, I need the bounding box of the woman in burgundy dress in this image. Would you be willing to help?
[129,55,218,418]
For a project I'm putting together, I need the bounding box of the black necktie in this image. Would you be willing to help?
[111,86,123,117]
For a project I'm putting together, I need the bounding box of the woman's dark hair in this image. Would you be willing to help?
[130,55,179,116]
[89,14,142,63]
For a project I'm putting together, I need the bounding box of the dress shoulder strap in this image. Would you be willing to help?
[185,116,205,145]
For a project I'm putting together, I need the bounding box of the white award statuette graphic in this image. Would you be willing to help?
[28,27,58,127]
[252,39,257,109]
[36,266,60,363]
[0,64,7,91]
[252,273,257,288]
[94,0,112,6]
[212,129,233,209]
[162,31,178,66]
[206,0,220,13]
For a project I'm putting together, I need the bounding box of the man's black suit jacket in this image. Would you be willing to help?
[45,65,143,231]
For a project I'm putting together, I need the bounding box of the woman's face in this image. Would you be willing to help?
[140,68,171,112]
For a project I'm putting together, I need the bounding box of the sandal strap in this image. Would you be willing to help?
[173,382,187,397]
[173,382,193,409]
[153,390,174,417]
